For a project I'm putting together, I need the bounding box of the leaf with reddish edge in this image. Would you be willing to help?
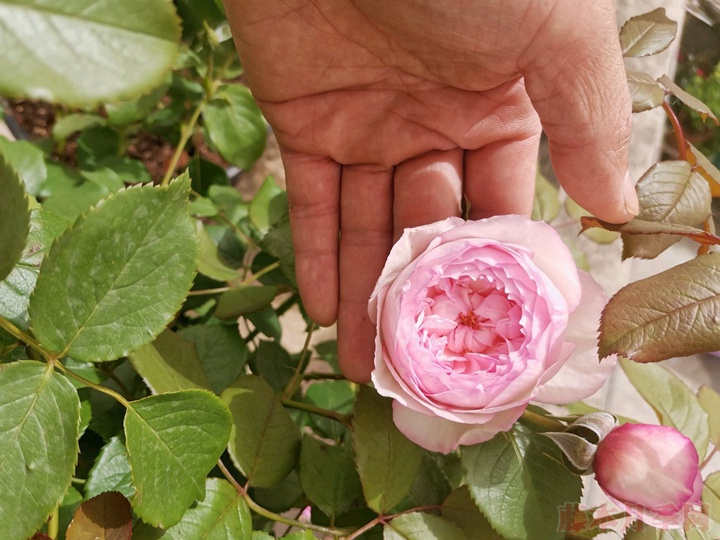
[619,8,677,58]
[627,71,666,112]
[621,161,711,259]
[687,142,720,197]
[580,217,720,247]
[599,253,720,363]
[659,75,719,125]
[66,492,132,540]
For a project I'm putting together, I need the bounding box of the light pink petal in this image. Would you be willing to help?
[391,401,525,454]
[535,272,616,404]
[594,424,701,526]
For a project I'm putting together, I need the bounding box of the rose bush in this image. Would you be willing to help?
[370,215,615,453]
[594,424,702,529]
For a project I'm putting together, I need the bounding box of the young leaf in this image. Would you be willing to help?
[442,487,503,540]
[0,155,30,282]
[249,177,288,235]
[687,142,720,197]
[128,329,213,394]
[135,478,252,540]
[66,492,132,540]
[659,75,719,124]
[0,0,181,106]
[627,71,667,112]
[125,390,232,528]
[221,375,301,488]
[581,217,720,247]
[353,386,422,514]
[620,359,709,458]
[29,176,199,362]
[215,285,279,320]
[179,324,247,394]
[698,385,720,447]
[203,84,267,169]
[299,436,363,520]
[619,8,677,58]
[599,254,720,363]
[0,137,47,196]
[0,361,80,540]
[462,422,582,540]
[384,513,467,540]
[84,436,135,500]
[622,161,711,259]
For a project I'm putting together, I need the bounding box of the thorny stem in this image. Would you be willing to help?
[47,506,59,539]
[160,96,208,187]
[344,506,443,540]
[281,398,352,426]
[282,322,317,400]
[187,262,281,296]
[0,316,53,363]
[663,99,688,162]
[218,459,346,537]
[54,363,131,408]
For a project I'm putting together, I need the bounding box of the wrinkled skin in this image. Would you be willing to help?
[224,0,636,382]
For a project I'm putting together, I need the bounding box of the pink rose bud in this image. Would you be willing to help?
[369,216,616,453]
[594,423,702,529]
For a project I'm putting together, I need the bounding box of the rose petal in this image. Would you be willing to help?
[392,401,526,454]
[535,272,616,404]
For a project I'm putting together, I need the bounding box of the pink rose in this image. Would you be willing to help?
[594,423,702,529]
[369,216,615,453]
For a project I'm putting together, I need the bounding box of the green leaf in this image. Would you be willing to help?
[396,452,452,512]
[203,84,266,169]
[384,513,467,540]
[53,113,107,140]
[530,171,560,223]
[216,286,279,320]
[0,209,66,329]
[0,155,30,282]
[84,436,135,500]
[620,358,709,458]
[698,385,720,447]
[76,127,121,169]
[41,162,107,223]
[137,478,252,540]
[197,222,243,282]
[249,340,297,393]
[260,215,297,289]
[249,177,288,235]
[462,422,583,540]
[627,70,668,113]
[0,0,181,106]
[178,324,247,395]
[221,375,301,488]
[620,8,677,58]
[125,390,232,528]
[253,470,304,513]
[0,136,47,196]
[703,472,720,523]
[282,532,315,540]
[0,361,80,540]
[353,386,421,514]
[566,198,619,244]
[622,161,711,259]
[299,436,363,519]
[246,308,282,341]
[106,82,169,127]
[599,254,720,363]
[441,487,503,540]
[128,329,212,394]
[659,74,719,124]
[66,491,132,540]
[304,380,354,441]
[29,175,199,362]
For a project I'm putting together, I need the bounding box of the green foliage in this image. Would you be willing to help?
[0,156,30,282]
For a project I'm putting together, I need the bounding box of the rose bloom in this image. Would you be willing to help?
[594,424,702,529]
[370,216,615,453]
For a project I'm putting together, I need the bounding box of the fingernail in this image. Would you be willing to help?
[623,171,639,216]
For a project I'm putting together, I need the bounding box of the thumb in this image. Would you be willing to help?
[522,2,638,223]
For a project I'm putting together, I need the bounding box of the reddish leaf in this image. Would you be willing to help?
[687,142,720,197]
[659,74,719,125]
[31,534,52,540]
[66,492,132,540]
[581,217,720,245]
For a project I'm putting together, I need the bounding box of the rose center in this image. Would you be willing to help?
[456,310,480,329]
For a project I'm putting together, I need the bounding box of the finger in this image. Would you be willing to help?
[464,132,541,220]
[522,1,637,223]
[338,165,394,383]
[393,149,463,242]
[282,150,340,327]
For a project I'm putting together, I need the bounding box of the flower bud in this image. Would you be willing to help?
[593,423,702,529]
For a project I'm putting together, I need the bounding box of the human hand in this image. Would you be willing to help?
[224,0,637,382]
